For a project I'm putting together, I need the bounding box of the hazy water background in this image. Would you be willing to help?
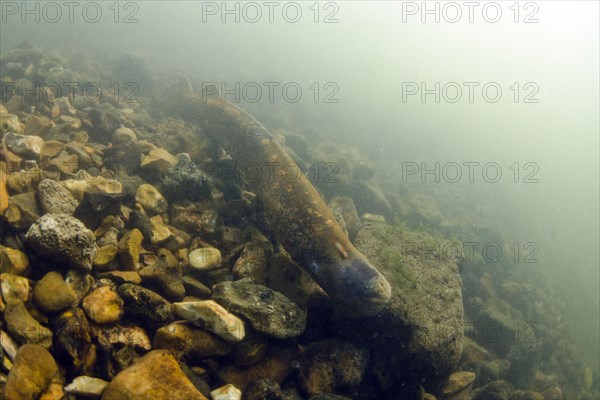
[2,0,598,368]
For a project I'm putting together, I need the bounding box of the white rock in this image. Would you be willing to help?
[188,248,222,271]
[0,273,30,302]
[65,376,109,398]
[210,384,242,400]
[172,300,245,343]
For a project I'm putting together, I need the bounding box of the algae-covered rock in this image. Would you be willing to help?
[36,179,78,215]
[333,222,464,396]
[53,307,92,372]
[212,278,306,339]
[25,213,97,271]
[160,154,212,201]
[118,283,172,324]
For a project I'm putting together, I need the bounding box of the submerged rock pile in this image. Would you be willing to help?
[0,43,596,400]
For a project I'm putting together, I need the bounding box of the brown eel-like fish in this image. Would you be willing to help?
[174,92,391,317]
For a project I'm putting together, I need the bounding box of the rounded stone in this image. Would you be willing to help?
[3,344,59,400]
[188,247,221,271]
[112,127,137,145]
[82,285,124,324]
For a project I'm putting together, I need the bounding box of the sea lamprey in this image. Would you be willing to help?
[175,93,391,317]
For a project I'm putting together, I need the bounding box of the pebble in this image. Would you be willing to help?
[472,380,514,400]
[0,245,30,275]
[230,327,268,367]
[172,300,245,343]
[82,286,124,324]
[4,298,53,348]
[542,386,563,400]
[53,307,92,371]
[2,131,44,160]
[135,183,168,214]
[0,329,19,361]
[140,147,178,179]
[361,213,386,223]
[216,346,298,392]
[74,192,125,230]
[97,324,152,351]
[25,213,97,271]
[63,173,122,202]
[181,275,211,298]
[88,108,121,143]
[64,376,109,398]
[153,321,232,360]
[36,179,78,215]
[220,226,243,249]
[3,344,58,400]
[32,271,76,313]
[5,166,43,194]
[118,283,172,323]
[5,191,40,230]
[40,139,64,158]
[140,252,184,299]
[232,243,267,282]
[212,279,306,339]
[98,270,142,285]
[298,339,369,396]
[102,350,208,400]
[0,272,30,302]
[148,218,173,245]
[244,378,284,400]
[117,229,144,271]
[24,115,52,136]
[0,113,23,134]
[210,384,242,400]
[93,244,118,270]
[188,247,222,271]
[441,371,477,395]
[112,127,137,145]
[65,269,94,303]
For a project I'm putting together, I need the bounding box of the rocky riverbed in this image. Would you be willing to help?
[0,42,597,400]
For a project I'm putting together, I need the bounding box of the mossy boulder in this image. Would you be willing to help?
[332,222,464,397]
